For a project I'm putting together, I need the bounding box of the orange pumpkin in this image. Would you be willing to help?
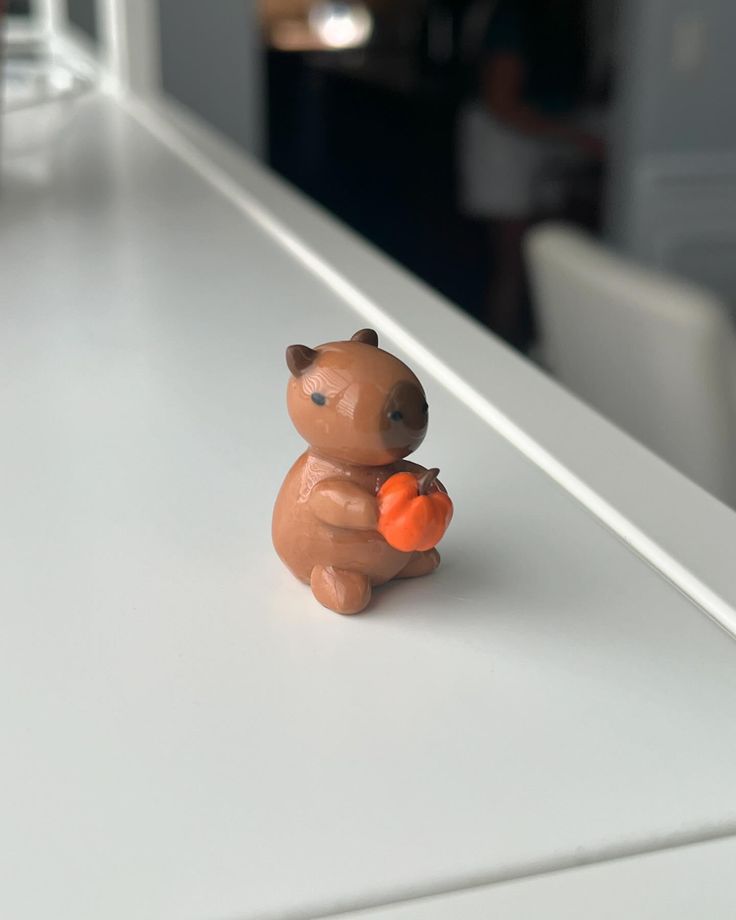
[377,469,453,553]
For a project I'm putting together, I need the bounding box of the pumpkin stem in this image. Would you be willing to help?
[417,468,440,495]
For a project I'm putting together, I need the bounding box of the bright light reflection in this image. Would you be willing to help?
[308,2,373,49]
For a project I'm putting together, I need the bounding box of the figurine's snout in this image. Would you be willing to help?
[381,382,428,451]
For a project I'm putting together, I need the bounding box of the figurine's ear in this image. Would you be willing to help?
[286,344,318,377]
[351,328,379,347]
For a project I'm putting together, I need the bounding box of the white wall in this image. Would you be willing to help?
[607,0,736,302]
[156,0,263,158]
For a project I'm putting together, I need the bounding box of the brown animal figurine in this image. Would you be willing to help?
[272,328,452,614]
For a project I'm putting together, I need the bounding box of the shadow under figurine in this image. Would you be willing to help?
[272,328,453,614]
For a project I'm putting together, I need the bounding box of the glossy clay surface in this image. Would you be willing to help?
[272,330,445,613]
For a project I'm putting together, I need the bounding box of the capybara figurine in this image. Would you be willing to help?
[272,328,452,615]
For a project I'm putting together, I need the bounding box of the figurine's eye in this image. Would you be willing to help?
[389,410,403,422]
[422,401,428,415]
[311,392,326,406]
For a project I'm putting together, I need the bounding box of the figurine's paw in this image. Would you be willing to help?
[310,565,372,615]
[396,548,440,579]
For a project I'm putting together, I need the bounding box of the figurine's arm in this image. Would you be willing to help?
[308,480,378,530]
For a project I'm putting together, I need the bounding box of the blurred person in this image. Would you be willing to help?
[458,0,607,345]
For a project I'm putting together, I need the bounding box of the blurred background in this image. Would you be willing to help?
[3,0,736,506]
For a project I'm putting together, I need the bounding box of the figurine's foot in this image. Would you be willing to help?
[396,548,440,579]
[310,565,372,615]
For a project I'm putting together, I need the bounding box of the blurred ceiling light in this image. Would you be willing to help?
[308,2,373,49]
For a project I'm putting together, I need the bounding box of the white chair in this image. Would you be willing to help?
[525,223,736,507]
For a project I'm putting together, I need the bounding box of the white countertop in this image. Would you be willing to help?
[2,94,736,920]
